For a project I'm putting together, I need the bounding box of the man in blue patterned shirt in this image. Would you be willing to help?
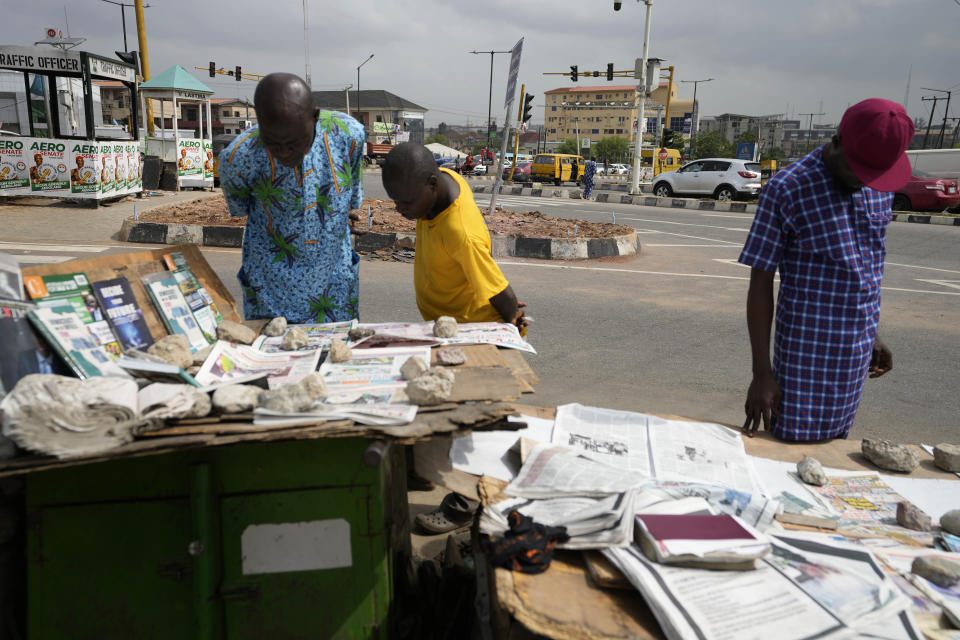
[739,98,914,440]
[219,73,366,323]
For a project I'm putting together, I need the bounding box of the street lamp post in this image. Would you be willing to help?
[920,87,952,149]
[356,53,374,129]
[302,0,311,87]
[679,77,712,155]
[626,0,655,195]
[100,0,150,51]
[470,49,512,145]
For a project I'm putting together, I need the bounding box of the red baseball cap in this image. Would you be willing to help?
[838,98,914,192]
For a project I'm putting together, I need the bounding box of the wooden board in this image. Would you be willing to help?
[430,344,506,368]
[21,244,242,343]
[582,551,634,591]
[448,366,525,403]
[493,552,664,640]
[499,349,540,386]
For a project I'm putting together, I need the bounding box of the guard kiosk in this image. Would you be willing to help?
[138,66,214,190]
[0,44,142,201]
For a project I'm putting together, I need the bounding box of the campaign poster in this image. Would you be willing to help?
[112,142,128,195]
[127,143,141,191]
[0,137,29,192]
[176,138,203,176]
[202,139,214,180]
[99,142,115,194]
[27,138,69,193]
[68,141,101,194]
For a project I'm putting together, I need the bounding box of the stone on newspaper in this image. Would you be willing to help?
[896,501,933,532]
[258,384,314,413]
[147,334,192,369]
[263,316,287,337]
[912,556,960,588]
[192,344,214,367]
[299,372,327,400]
[124,348,168,364]
[433,316,458,338]
[796,456,828,486]
[435,347,466,366]
[861,438,919,473]
[212,384,261,414]
[933,443,960,472]
[400,356,430,381]
[217,320,257,345]
[405,367,455,405]
[281,327,309,351]
[348,327,375,341]
[329,339,352,363]
[941,510,960,536]
[182,389,212,418]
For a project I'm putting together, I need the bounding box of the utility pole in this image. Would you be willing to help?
[302,0,311,87]
[343,84,352,114]
[660,65,674,147]
[470,49,512,146]
[680,77,713,154]
[629,0,654,196]
[134,0,154,137]
[798,111,824,154]
[921,87,952,149]
[100,1,149,52]
[920,94,942,149]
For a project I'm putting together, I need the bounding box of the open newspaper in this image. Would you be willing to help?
[193,341,321,389]
[603,534,919,640]
[252,321,353,353]
[319,345,431,391]
[551,403,764,497]
[354,321,536,354]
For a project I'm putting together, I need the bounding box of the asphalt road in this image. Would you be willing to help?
[2,173,957,443]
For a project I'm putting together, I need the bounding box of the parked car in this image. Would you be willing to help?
[610,163,630,175]
[652,158,761,201]
[530,153,586,185]
[892,170,960,212]
[472,164,488,175]
[503,161,532,182]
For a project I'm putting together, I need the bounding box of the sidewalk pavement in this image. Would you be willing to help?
[0,189,222,244]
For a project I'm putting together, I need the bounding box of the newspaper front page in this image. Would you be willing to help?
[194,341,321,388]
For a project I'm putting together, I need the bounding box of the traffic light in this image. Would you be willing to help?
[606,63,614,81]
[209,61,216,78]
[662,128,675,147]
[114,50,140,76]
[235,66,242,81]
[522,93,535,124]
[570,65,578,82]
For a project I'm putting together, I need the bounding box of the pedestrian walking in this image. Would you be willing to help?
[583,156,597,199]
[739,98,914,441]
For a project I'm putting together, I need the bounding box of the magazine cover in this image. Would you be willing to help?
[91,277,154,351]
[0,298,71,391]
[27,303,130,379]
[141,272,209,352]
[0,252,22,301]
[162,251,223,341]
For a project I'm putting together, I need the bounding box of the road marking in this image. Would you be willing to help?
[646,244,740,248]
[700,213,755,219]
[634,228,742,245]
[12,255,77,264]
[617,216,751,232]
[714,258,748,267]
[916,279,960,291]
[887,262,960,275]
[0,242,111,253]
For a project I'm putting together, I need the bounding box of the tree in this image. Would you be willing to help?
[557,138,579,154]
[425,133,448,146]
[735,131,758,144]
[437,122,447,135]
[761,147,785,161]
[592,136,630,162]
[691,130,733,159]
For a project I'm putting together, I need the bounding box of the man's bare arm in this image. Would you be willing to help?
[489,285,527,328]
[743,268,781,435]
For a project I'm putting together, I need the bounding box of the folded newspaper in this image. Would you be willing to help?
[194,341,321,389]
[353,321,536,354]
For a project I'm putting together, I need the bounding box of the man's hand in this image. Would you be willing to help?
[348,211,367,236]
[869,338,892,378]
[742,373,782,437]
[512,302,529,329]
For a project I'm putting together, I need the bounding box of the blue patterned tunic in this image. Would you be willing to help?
[582,160,597,198]
[219,112,365,323]
[738,146,891,441]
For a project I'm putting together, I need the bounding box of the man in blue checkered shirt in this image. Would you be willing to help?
[739,98,914,441]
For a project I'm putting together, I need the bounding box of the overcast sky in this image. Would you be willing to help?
[7,0,959,129]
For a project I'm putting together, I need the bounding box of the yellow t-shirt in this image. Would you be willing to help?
[414,168,510,322]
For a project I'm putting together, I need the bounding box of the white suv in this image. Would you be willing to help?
[652,158,761,200]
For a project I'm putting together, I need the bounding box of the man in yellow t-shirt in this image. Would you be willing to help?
[381,143,527,328]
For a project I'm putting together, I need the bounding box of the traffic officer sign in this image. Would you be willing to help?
[504,37,524,108]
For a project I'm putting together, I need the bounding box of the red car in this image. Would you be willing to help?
[892,170,960,212]
[502,161,532,182]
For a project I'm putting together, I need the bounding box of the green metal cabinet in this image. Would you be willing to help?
[26,437,409,639]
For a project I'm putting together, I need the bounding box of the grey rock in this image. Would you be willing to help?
[211,384,261,414]
[258,385,314,413]
[328,339,352,363]
[400,356,430,381]
[298,372,327,400]
[861,438,919,473]
[433,316,458,338]
[181,389,212,418]
[912,556,960,588]
[281,327,309,351]
[796,456,828,486]
[941,509,960,536]
[192,344,214,366]
[896,501,933,532]
[147,334,192,369]
[435,347,467,366]
[217,320,257,345]
[933,443,960,473]
[348,327,375,341]
[262,316,288,337]
[405,367,455,405]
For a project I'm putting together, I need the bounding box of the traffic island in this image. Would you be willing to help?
[120,196,642,260]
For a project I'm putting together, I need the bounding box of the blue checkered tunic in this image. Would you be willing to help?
[738,146,892,440]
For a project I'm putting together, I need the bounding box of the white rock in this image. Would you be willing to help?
[262,317,288,337]
[212,384,261,414]
[298,372,327,400]
[329,339,352,363]
[192,344,214,366]
[405,367,455,405]
[796,456,828,486]
[400,356,430,381]
[281,327,309,351]
[258,385,314,413]
[433,316,458,338]
[147,334,192,369]
[181,389,212,418]
[216,320,257,345]
[941,509,960,536]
